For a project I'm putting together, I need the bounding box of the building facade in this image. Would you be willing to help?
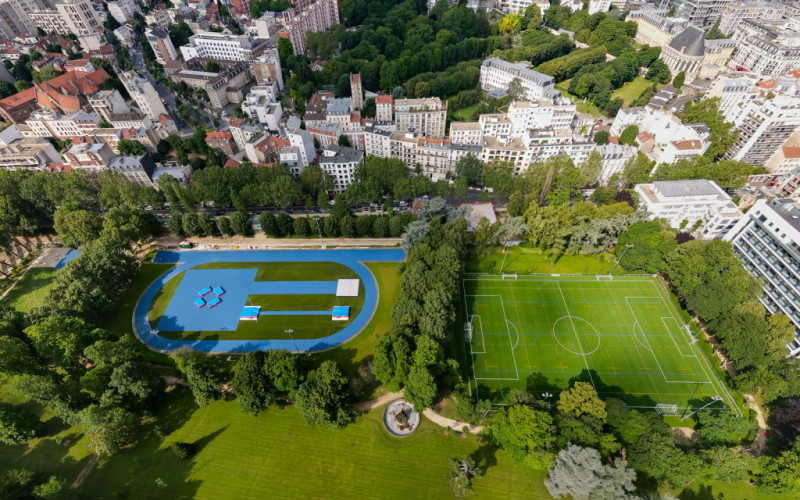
[480,57,556,101]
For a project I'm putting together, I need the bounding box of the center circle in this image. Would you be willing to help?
[552,316,601,356]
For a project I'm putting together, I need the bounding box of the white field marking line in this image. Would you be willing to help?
[630,320,653,352]
[555,281,596,388]
[461,285,521,382]
[625,297,706,385]
[507,319,520,350]
[660,316,695,358]
[469,315,487,355]
[550,315,601,356]
[461,279,478,399]
[650,277,742,417]
[498,295,521,383]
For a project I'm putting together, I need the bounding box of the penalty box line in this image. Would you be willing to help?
[463,292,520,385]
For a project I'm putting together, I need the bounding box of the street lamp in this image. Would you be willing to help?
[314,218,325,249]
[285,329,299,352]
[609,244,633,275]
[215,217,233,250]
[541,392,553,408]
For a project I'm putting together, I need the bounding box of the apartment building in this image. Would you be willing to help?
[145,28,178,65]
[165,59,250,108]
[108,154,157,186]
[480,57,556,102]
[588,0,611,15]
[241,84,282,132]
[63,141,114,171]
[766,146,800,175]
[672,0,734,29]
[319,145,364,192]
[389,131,481,180]
[705,74,759,117]
[119,71,169,120]
[629,7,689,47]
[718,1,790,36]
[26,109,101,138]
[0,126,60,170]
[635,179,742,237]
[731,18,800,77]
[106,0,138,24]
[180,32,270,62]
[450,122,483,146]
[375,95,393,123]
[144,7,170,29]
[280,0,340,55]
[394,97,447,139]
[87,90,131,122]
[525,128,595,167]
[250,49,284,90]
[725,198,800,356]
[724,94,800,166]
[0,0,51,37]
[350,73,363,113]
[596,143,637,185]
[30,0,101,35]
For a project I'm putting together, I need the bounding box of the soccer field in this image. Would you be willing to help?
[462,275,739,415]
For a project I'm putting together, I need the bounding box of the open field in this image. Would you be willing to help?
[612,77,652,106]
[1,268,58,312]
[467,246,621,275]
[463,275,738,416]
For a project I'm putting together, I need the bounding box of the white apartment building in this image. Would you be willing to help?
[180,32,270,62]
[241,84,282,132]
[394,97,448,139]
[36,0,101,36]
[766,146,800,175]
[494,0,548,14]
[724,94,800,166]
[0,0,51,37]
[597,143,637,185]
[0,126,60,170]
[672,0,734,29]
[119,71,169,121]
[144,8,170,29]
[718,1,790,36]
[26,110,101,138]
[389,131,481,180]
[450,122,483,146]
[480,57,556,102]
[87,90,131,122]
[107,0,139,24]
[251,49,284,90]
[108,154,156,186]
[319,145,364,192]
[610,106,710,164]
[286,128,316,171]
[635,179,742,237]
[588,0,611,15]
[629,7,689,48]
[364,127,392,158]
[525,128,595,167]
[724,198,800,356]
[705,74,759,117]
[63,142,115,171]
[731,18,800,78]
[145,28,178,65]
[375,95,393,123]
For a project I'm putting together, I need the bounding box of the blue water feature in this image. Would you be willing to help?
[134,249,405,353]
[54,248,82,269]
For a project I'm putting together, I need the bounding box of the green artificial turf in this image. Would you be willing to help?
[1,268,59,312]
[463,275,736,414]
[192,261,359,281]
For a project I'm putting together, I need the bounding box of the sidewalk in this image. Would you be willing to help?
[422,409,486,434]
[159,234,402,249]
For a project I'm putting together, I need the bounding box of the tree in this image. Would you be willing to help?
[506,77,525,101]
[593,130,610,145]
[0,403,38,445]
[108,361,164,405]
[259,212,279,237]
[473,217,494,247]
[672,71,686,89]
[696,410,755,447]
[490,405,555,469]
[32,476,70,500]
[545,444,637,500]
[24,316,107,372]
[405,365,437,410]
[264,349,303,397]
[117,140,147,156]
[230,211,253,236]
[681,98,739,160]
[494,216,530,244]
[756,441,800,494]
[172,349,223,407]
[294,360,354,429]
[499,13,521,33]
[0,336,41,376]
[449,455,482,497]
[338,135,351,147]
[170,441,197,460]
[402,220,430,250]
[276,212,294,236]
[455,396,492,426]
[557,382,606,422]
[524,4,543,27]
[53,208,102,248]
[616,221,677,273]
[373,333,412,391]
[218,217,233,236]
[79,404,138,456]
[618,125,639,146]
[232,351,274,416]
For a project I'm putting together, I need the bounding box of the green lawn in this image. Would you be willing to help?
[467,245,622,275]
[555,80,601,117]
[611,77,652,106]
[463,275,736,414]
[1,268,59,313]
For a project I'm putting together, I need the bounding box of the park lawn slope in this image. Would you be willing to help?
[467,245,622,275]
[612,77,652,106]
[1,268,59,313]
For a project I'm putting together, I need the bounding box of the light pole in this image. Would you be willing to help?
[681,396,722,421]
[499,242,510,275]
[314,218,325,249]
[285,329,299,352]
[215,217,232,250]
[541,392,553,409]
[609,244,633,275]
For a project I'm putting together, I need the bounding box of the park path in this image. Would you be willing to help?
[71,454,99,489]
[422,409,486,434]
[745,394,768,455]
[160,234,402,250]
[354,390,404,412]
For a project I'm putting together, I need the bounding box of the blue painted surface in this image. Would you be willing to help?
[135,249,405,353]
[54,248,82,269]
[258,310,332,316]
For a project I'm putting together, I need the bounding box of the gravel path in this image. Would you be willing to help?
[745,394,768,455]
[354,390,404,413]
[422,409,485,434]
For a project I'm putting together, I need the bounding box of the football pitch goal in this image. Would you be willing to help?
[462,274,739,415]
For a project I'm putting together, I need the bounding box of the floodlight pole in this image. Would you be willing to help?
[680,396,722,421]
[609,244,633,275]
[499,241,510,274]
[285,329,300,352]
[215,217,233,250]
[315,218,325,249]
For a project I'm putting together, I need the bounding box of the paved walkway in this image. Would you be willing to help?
[422,409,486,434]
[354,390,404,413]
[160,234,402,249]
[745,394,768,455]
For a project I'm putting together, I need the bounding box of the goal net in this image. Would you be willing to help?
[655,404,679,416]
[464,321,473,342]
[502,273,518,280]
[596,274,614,281]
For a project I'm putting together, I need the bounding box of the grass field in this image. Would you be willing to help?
[1,268,58,312]
[611,77,652,106]
[463,275,737,416]
[149,261,366,341]
[467,246,621,275]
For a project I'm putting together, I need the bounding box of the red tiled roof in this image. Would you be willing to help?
[205,131,233,141]
[224,158,239,168]
[375,95,392,104]
[0,86,36,111]
[672,140,702,150]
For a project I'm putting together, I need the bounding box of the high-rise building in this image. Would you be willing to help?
[30,0,100,35]
[717,1,790,36]
[145,27,178,65]
[106,0,138,24]
[279,0,340,55]
[724,95,800,167]
[394,97,448,139]
[180,32,270,62]
[350,73,362,113]
[671,0,735,29]
[724,198,800,357]
[731,18,800,77]
[0,0,52,38]
[480,57,557,102]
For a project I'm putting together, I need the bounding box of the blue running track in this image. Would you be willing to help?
[133,249,405,353]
